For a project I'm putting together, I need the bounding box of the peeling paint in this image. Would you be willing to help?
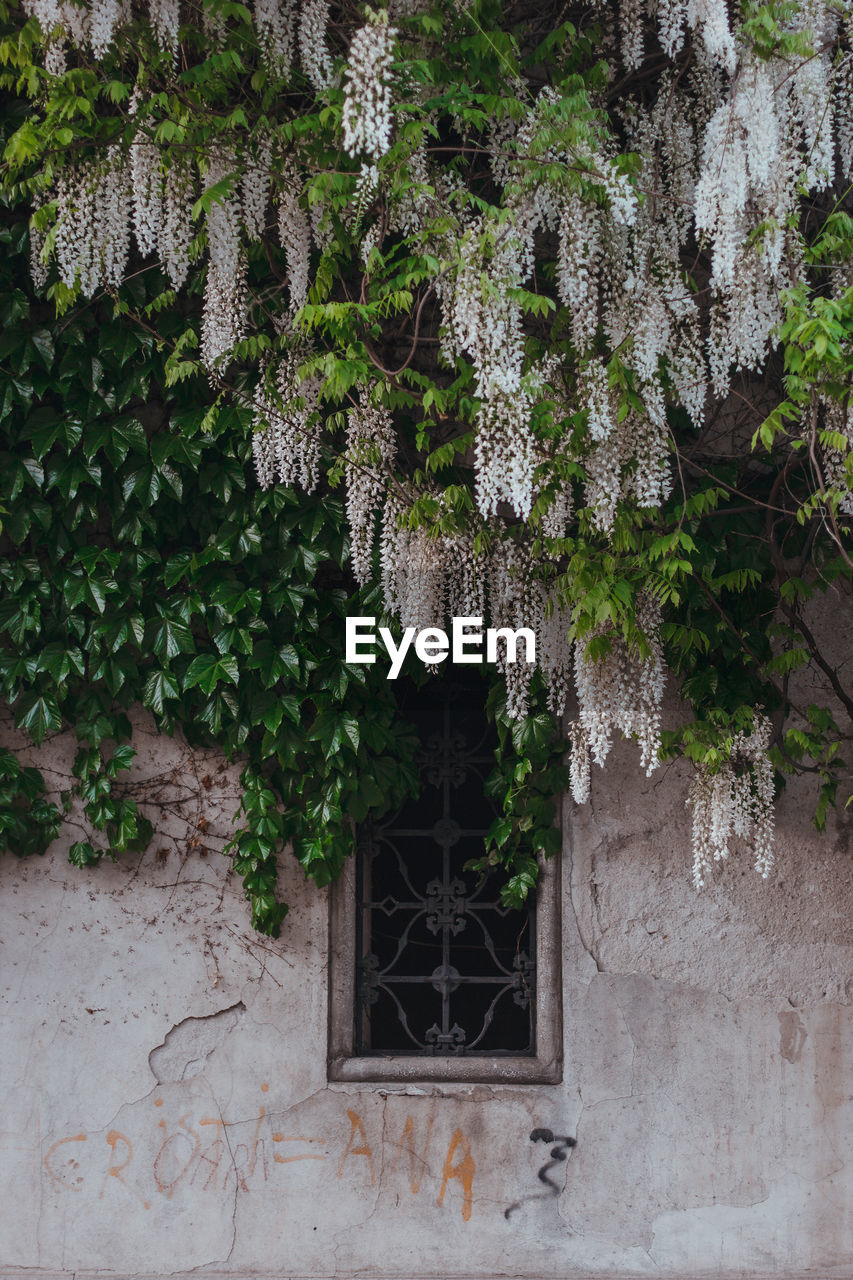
[2,708,853,1277]
[148,1003,246,1083]
[778,1009,808,1064]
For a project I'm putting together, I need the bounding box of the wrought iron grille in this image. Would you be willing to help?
[355,675,536,1057]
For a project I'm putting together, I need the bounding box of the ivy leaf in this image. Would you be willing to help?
[36,642,85,684]
[15,690,61,744]
[85,416,148,464]
[197,686,239,734]
[0,598,37,647]
[121,463,162,507]
[148,616,195,661]
[68,840,102,867]
[184,652,240,694]
[341,716,360,751]
[142,668,180,714]
[23,411,83,459]
[30,329,55,368]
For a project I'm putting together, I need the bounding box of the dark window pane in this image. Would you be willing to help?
[355,671,536,1057]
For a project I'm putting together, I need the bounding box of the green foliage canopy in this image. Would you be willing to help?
[0,0,851,922]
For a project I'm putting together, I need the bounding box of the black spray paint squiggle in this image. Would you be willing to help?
[504,1128,577,1219]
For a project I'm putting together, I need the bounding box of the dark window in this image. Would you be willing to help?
[354,674,536,1057]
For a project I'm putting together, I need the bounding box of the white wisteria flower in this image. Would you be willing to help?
[341,8,397,159]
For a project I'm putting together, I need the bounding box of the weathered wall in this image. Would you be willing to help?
[2,706,853,1280]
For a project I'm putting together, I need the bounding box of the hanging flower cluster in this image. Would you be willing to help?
[129,101,162,259]
[19,0,853,891]
[341,8,397,159]
[54,149,131,294]
[569,593,667,797]
[822,398,853,517]
[254,0,295,71]
[242,139,272,241]
[298,0,335,90]
[252,345,323,492]
[200,149,247,370]
[445,210,540,520]
[277,159,312,310]
[162,159,195,290]
[688,715,776,888]
[22,0,174,62]
[344,390,397,585]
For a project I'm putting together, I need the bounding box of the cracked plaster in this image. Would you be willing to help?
[1,708,853,1278]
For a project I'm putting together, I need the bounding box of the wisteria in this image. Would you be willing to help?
[688,714,776,888]
[297,0,334,90]
[344,390,397,586]
[823,398,853,517]
[253,0,295,70]
[277,158,312,310]
[341,9,397,160]
[557,194,601,352]
[200,149,246,370]
[242,139,272,241]
[149,0,179,58]
[18,0,853,891]
[129,93,163,258]
[54,149,131,294]
[88,0,120,57]
[252,345,323,492]
[162,159,194,290]
[28,216,49,291]
[570,593,666,788]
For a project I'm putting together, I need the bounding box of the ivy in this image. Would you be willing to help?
[0,748,61,856]
[0,0,850,921]
[0,189,418,930]
[0,191,565,932]
[478,676,568,910]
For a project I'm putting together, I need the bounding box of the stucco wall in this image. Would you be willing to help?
[2,707,853,1280]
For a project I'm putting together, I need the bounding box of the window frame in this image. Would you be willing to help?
[327,848,562,1084]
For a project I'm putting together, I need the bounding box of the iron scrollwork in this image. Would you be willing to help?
[354,676,536,1057]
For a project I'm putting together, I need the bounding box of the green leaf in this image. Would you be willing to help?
[68,841,102,867]
[184,652,240,694]
[148,616,195,661]
[142,669,180,714]
[15,691,61,744]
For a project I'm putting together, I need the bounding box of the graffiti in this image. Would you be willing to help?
[153,1113,202,1197]
[151,1103,325,1196]
[271,1132,326,1166]
[336,1108,376,1186]
[102,1129,151,1210]
[504,1128,576,1219]
[529,1128,576,1193]
[44,1132,88,1191]
[437,1129,475,1223]
[43,1095,476,1221]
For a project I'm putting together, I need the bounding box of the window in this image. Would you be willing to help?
[329,672,562,1083]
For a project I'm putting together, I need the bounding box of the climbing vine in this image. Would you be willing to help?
[0,181,564,931]
[0,0,851,916]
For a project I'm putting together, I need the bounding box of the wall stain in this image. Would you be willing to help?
[778,1010,807,1064]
